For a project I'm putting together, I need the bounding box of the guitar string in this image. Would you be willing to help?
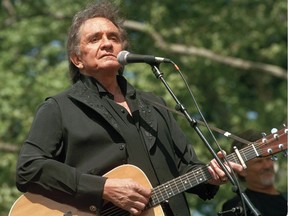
[150,166,210,205]
[100,205,130,216]
[101,130,286,212]
[149,131,286,206]
[239,130,286,159]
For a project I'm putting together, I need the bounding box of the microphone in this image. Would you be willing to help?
[117,50,171,66]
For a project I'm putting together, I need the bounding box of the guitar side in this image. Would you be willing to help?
[8,192,95,216]
[8,164,164,216]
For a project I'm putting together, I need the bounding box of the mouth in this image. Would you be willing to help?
[100,53,116,59]
[261,170,275,176]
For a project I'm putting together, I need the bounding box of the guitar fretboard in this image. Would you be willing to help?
[147,143,261,208]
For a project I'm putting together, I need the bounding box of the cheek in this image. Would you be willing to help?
[245,166,260,175]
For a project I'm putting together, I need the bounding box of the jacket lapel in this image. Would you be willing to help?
[137,96,158,151]
[67,80,158,152]
[67,81,122,135]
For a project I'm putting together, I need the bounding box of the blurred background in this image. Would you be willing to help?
[0,0,287,215]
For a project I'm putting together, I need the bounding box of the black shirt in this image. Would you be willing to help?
[222,188,287,216]
[84,75,160,187]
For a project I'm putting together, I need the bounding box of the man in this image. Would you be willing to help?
[222,130,287,216]
[16,1,242,215]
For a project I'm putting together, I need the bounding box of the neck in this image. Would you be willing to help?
[92,73,119,95]
[90,73,131,114]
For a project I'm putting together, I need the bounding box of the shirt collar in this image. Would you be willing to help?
[81,75,136,99]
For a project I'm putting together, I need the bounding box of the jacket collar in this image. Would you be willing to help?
[67,75,157,151]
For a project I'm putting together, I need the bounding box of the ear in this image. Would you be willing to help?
[70,53,84,69]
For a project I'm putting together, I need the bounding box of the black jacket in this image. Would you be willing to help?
[16,76,218,215]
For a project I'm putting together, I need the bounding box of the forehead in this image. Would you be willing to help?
[80,17,120,34]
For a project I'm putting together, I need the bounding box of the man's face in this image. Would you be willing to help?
[242,156,276,187]
[71,17,124,76]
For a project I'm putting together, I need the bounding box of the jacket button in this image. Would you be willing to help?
[89,205,97,212]
[119,144,125,150]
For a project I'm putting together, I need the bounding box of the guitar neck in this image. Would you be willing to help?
[147,154,241,208]
[147,164,211,208]
[148,128,287,208]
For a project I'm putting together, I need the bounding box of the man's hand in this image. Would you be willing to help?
[207,151,243,185]
[103,178,151,215]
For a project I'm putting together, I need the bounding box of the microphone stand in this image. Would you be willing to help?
[150,64,261,216]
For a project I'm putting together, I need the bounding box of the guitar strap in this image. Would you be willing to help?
[141,97,252,145]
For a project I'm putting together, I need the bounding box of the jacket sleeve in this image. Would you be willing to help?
[16,98,106,211]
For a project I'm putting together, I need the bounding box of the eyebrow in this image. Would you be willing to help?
[86,30,121,41]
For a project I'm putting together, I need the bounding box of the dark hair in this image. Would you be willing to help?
[231,129,262,181]
[66,0,128,83]
[230,130,262,152]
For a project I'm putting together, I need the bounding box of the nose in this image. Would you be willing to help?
[100,35,112,49]
[262,157,274,169]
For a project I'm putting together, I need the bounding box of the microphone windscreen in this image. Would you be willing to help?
[117,50,129,65]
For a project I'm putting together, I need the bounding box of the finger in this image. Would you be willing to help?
[127,201,146,216]
[210,159,226,179]
[223,162,232,172]
[136,195,150,206]
[136,185,151,197]
[208,165,219,180]
[217,150,226,158]
[229,161,243,172]
[133,201,146,211]
[128,207,142,216]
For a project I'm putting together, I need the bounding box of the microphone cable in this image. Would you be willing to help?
[169,60,248,216]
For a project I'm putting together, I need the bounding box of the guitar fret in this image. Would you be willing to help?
[147,128,287,209]
[181,173,192,190]
[192,169,200,184]
[164,183,173,199]
[167,179,179,199]
[149,141,264,208]
[8,130,287,216]
[173,178,180,193]
[149,143,262,207]
[228,154,237,164]
[151,185,164,206]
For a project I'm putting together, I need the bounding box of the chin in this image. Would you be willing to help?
[260,175,275,186]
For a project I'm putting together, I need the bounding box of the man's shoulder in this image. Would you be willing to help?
[46,87,72,101]
[48,81,84,100]
[137,90,164,103]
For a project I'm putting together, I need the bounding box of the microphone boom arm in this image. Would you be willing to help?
[150,64,261,216]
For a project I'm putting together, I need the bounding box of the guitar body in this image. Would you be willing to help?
[8,192,95,216]
[9,127,287,216]
[9,164,164,216]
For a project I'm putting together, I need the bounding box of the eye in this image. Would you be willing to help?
[110,36,118,41]
[90,36,100,43]
[109,33,121,42]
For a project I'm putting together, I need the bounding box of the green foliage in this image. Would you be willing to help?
[0,0,286,215]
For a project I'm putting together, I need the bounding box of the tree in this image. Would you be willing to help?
[1,0,286,215]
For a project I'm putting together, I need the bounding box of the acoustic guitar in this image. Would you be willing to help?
[9,127,287,216]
